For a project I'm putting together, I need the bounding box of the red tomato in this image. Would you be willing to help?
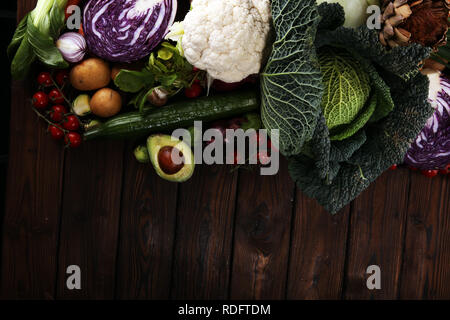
[50,105,68,123]
[49,125,64,141]
[421,169,439,178]
[63,115,80,131]
[32,92,49,109]
[55,70,69,86]
[37,72,53,87]
[65,132,82,148]
[48,89,65,104]
[439,164,450,175]
[389,164,398,170]
[185,83,203,98]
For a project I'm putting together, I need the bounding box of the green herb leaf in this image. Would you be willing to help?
[261,0,324,156]
[115,69,155,93]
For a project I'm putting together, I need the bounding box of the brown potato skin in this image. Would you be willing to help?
[90,88,122,118]
[70,58,111,91]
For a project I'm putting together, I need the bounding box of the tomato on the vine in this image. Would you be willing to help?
[49,125,64,141]
[48,89,65,104]
[32,92,49,109]
[37,72,53,87]
[63,115,80,131]
[55,70,69,86]
[185,83,203,98]
[50,105,68,123]
[65,132,82,148]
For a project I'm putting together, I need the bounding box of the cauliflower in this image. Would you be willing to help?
[181,0,272,83]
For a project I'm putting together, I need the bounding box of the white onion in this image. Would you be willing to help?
[56,32,87,63]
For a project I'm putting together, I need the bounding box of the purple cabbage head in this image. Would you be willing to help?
[83,0,177,63]
[404,75,450,170]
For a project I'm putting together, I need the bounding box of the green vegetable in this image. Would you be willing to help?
[84,90,259,140]
[114,41,199,111]
[281,1,433,213]
[260,0,323,156]
[318,47,370,134]
[8,0,69,79]
[134,145,150,163]
[72,94,91,117]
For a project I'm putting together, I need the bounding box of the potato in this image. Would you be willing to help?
[90,88,122,118]
[70,58,111,91]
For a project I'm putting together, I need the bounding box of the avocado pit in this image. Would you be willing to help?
[158,146,185,175]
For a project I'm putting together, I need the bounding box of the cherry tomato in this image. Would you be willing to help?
[389,164,398,170]
[55,70,69,86]
[48,89,65,104]
[65,132,82,148]
[37,72,53,87]
[185,83,203,98]
[439,164,450,175]
[63,115,80,131]
[32,92,49,109]
[49,125,64,141]
[50,105,68,123]
[421,169,439,178]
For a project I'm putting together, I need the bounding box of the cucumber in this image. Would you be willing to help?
[84,90,259,141]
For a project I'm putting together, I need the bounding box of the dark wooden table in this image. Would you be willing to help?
[1,0,449,300]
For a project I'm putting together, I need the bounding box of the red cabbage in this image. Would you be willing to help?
[83,0,177,63]
[404,75,450,170]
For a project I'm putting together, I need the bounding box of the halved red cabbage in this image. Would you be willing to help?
[83,0,177,63]
[404,75,450,170]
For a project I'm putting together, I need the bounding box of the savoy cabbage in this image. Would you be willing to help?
[262,0,434,213]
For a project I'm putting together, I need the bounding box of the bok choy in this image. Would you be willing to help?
[8,0,69,80]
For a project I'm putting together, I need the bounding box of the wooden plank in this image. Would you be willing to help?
[286,195,350,300]
[170,165,238,299]
[399,173,450,299]
[229,159,295,299]
[1,0,64,300]
[343,169,411,299]
[115,143,178,299]
[56,140,124,299]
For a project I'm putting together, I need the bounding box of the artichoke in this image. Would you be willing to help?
[379,0,449,49]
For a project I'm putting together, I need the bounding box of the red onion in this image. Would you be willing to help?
[56,32,87,63]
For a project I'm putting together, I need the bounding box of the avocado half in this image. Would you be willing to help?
[147,134,195,183]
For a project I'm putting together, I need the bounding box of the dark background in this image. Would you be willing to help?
[0,2,16,244]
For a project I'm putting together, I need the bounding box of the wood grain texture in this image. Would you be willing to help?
[1,0,62,299]
[1,79,64,300]
[170,165,238,300]
[56,141,124,299]
[286,196,350,300]
[399,174,450,299]
[229,159,295,300]
[115,144,178,299]
[343,169,411,299]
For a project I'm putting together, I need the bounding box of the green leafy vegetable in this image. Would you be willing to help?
[114,41,199,111]
[261,0,324,156]
[318,46,370,132]
[8,0,68,80]
[263,1,434,213]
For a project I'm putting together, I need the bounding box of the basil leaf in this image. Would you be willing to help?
[8,14,28,58]
[26,15,68,69]
[115,69,155,93]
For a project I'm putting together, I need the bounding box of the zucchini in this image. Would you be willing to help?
[84,90,259,140]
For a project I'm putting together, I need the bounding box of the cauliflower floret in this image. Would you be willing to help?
[182,0,271,83]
